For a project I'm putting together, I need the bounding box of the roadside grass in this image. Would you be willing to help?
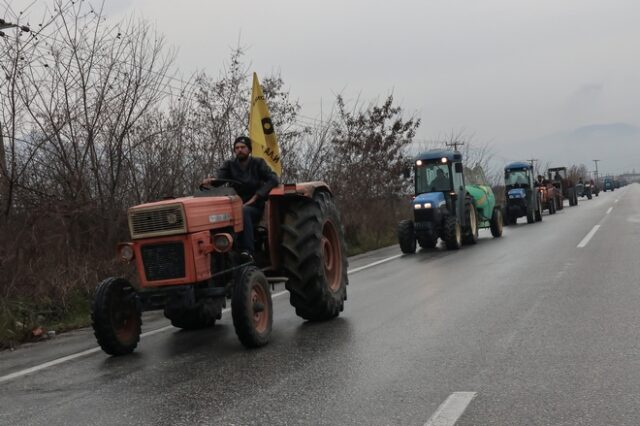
[0,291,92,350]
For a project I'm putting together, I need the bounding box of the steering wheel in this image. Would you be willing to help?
[199,178,244,191]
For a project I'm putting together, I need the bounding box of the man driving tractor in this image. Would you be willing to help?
[201,136,279,258]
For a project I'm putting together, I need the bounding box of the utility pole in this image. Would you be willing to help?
[593,159,600,184]
[526,158,538,174]
[445,141,464,151]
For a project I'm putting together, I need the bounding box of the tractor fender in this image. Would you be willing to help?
[268,181,332,200]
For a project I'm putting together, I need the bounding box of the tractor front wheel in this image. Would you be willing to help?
[281,192,348,321]
[232,266,273,348]
[92,277,142,356]
[526,207,535,224]
[397,220,417,254]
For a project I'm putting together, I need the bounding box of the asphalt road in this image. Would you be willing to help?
[1,184,639,425]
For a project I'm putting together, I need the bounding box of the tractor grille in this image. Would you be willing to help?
[140,242,185,281]
[129,205,186,239]
[414,209,435,222]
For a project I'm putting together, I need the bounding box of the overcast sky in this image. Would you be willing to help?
[7,0,640,169]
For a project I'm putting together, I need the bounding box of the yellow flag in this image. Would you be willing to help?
[249,72,282,176]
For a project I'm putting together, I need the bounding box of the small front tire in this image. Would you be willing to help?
[232,266,273,348]
[398,220,417,254]
[92,277,142,356]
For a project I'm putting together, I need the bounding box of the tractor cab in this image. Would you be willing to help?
[505,162,534,192]
[548,167,567,191]
[413,150,465,218]
[504,162,542,225]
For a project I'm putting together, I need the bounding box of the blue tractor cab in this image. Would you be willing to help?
[504,162,542,225]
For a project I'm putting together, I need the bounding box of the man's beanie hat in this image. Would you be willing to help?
[234,136,252,152]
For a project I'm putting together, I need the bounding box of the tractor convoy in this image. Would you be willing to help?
[91,144,608,357]
[397,149,606,253]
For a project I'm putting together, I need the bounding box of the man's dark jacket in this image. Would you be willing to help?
[216,156,279,208]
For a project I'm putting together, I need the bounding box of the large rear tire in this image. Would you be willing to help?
[490,207,503,238]
[397,220,417,254]
[232,266,272,348]
[444,216,462,250]
[463,204,479,245]
[281,192,348,321]
[92,277,141,356]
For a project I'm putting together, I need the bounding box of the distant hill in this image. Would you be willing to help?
[503,123,640,175]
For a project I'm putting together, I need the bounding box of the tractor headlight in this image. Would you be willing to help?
[441,157,448,163]
[213,233,233,253]
[423,202,432,208]
[416,160,423,166]
[414,204,422,209]
[118,243,135,262]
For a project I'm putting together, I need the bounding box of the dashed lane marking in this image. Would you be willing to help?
[577,225,601,248]
[606,207,613,215]
[425,392,477,426]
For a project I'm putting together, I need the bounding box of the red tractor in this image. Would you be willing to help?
[536,179,561,214]
[547,167,578,207]
[91,180,348,355]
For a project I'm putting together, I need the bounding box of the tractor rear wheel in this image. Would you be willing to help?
[92,277,141,356]
[281,192,348,321]
[232,266,272,348]
[463,204,479,245]
[444,216,462,250]
[490,207,503,237]
[397,220,417,254]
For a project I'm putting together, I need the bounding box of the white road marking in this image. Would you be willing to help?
[0,290,289,385]
[606,207,613,215]
[425,392,477,426]
[348,254,402,274]
[577,225,601,248]
[0,253,404,384]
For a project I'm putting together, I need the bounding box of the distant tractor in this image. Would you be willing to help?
[575,179,593,199]
[536,176,560,215]
[603,177,615,192]
[503,162,544,225]
[91,181,348,355]
[397,149,503,254]
[547,167,578,207]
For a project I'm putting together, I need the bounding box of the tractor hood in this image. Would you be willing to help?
[508,188,526,199]
[414,192,446,208]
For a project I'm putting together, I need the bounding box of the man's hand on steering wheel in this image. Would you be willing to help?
[199,177,245,191]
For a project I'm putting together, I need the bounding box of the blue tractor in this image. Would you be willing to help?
[504,162,543,225]
[397,150,503,254]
